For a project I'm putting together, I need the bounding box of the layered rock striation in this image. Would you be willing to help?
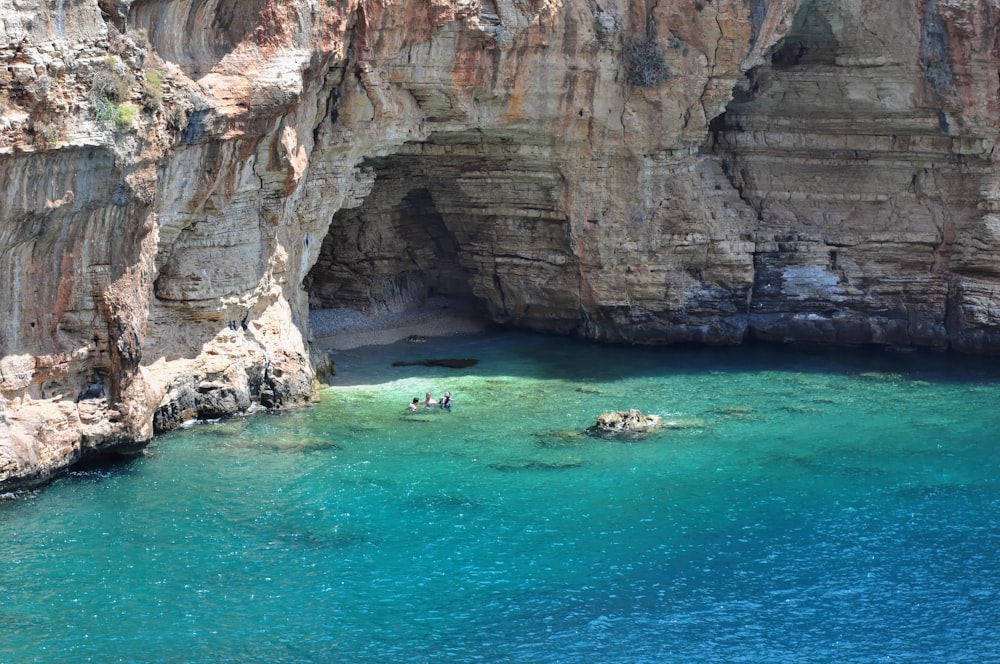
[2,0,999,489]
[715,0,1000,351]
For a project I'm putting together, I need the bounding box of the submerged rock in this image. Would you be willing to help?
[392,358,479,369]
[489,459,584,472]
[711,405,756,417]
[534,430,589,448]
[660,417,708,430]
[254,436,342,454]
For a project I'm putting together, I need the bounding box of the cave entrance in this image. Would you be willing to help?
[304,149,490,330]
[770,0,839,69]
[305,129,571,341]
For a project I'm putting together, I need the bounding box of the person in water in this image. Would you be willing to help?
[439,391,452,410]
[424,392,437,408]
[408,397,420,412]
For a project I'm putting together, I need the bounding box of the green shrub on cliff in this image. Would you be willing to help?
[92,98,137,128]
[141,70,163,111]
[88,56,142,128]
[115,102,138,127]
[93,97,117,125]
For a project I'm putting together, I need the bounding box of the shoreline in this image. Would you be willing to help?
[309,297,491,350]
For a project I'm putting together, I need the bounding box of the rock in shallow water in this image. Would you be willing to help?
[391,358,479,369]
[585,409,664,439]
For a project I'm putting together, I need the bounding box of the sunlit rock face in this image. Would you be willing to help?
[713,0,1000,351]
[2,0,999,489]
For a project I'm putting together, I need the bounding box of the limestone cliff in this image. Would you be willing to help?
[1,0,998,490]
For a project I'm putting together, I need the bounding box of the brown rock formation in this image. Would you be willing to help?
[2,0,999,489]
[715,0,1000,351]
[586,409,664,438]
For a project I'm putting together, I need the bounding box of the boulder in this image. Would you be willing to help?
[586,409,663,439]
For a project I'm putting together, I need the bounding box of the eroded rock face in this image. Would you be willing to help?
[2,0,1000,489]
[714,0,1000,351]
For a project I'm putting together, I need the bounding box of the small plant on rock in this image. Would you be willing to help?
[92,98,137,128]
[93,97,118,125]
[33,121,60,147]
[88,56,139,128]
[623,38,669,87]
[114,102,138,127]
[141,69,163,111]
[90,59,131,104]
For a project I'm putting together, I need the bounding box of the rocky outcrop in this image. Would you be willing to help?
[586,409,664,439]
[2,0,1000,489]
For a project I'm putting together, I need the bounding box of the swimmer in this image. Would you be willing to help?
[439,391,452,410]
[408,397,420,412]
[424,392,437,408]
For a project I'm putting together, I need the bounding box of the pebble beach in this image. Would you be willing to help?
[309,296,490,350]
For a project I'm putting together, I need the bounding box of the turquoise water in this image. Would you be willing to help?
[3,332,999,663]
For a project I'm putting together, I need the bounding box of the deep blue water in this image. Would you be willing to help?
[2,332,999,663]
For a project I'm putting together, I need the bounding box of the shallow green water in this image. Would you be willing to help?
[3,332,999,662]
